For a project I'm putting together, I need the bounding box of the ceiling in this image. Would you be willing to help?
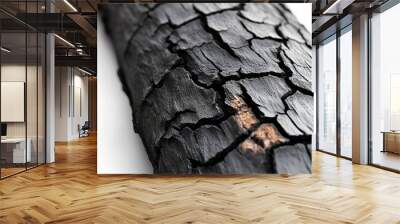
[1,32,45,64]
[0,0,393,72]
[0,0,98,73]
[311,0,390,43]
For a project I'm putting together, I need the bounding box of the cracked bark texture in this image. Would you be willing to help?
[101,3,313,174]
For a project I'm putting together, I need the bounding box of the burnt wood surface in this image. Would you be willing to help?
[101,3,313,174]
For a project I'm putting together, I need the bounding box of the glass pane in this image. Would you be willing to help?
[1,31,27,177]
[340,28,352,158]
[27,31,38,169]
[26,0,38,169]
[318,36,337,154]
[371,4,400,171]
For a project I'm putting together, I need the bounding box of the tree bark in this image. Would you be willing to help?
[101,3,313,174]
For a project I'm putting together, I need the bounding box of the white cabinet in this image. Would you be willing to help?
[1,138,32,163]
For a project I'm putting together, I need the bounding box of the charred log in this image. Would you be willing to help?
[101,3,313,174]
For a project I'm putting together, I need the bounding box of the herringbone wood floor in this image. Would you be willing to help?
[1,135,400,223]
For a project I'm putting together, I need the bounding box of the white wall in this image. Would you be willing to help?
[55,67,69,141]
[97,19,153,174]
[55,67,89,141]
[1,65,41,138]
[286,3,311,32]
[72,73,89,138]
[1,65,27,130]
[97,5,311,174]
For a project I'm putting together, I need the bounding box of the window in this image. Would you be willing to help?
[370,3,400,171]
[316,26,352,159]
[317,35,337,154]
[339,27,352,158]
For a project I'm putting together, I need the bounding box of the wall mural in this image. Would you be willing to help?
[101,3,313,174]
